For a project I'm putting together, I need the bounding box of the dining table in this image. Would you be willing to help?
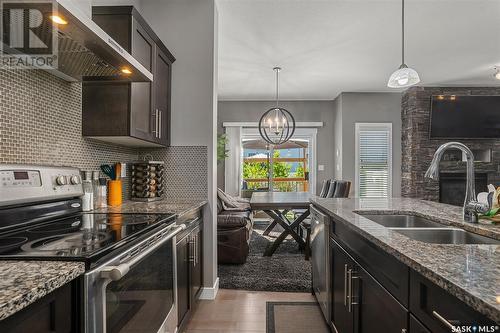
[250,191,311,256]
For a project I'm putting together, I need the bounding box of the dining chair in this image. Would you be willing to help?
[332,180,351,198]
[325,180,337,198]
[319,179,331,197]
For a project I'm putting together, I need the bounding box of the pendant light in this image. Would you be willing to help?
[258,67,296,145]
[494,67,500,80]
[387,0,420,88]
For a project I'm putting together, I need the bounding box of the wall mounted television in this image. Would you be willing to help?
[430,95,500,139]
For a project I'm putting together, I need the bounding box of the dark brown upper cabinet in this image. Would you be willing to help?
[82,6,175,147]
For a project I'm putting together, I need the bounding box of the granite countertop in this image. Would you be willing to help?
[310,197,500,322]
[0,261,85,321]
[93,200,207,217]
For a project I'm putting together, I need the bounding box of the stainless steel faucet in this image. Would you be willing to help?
[425,142,488,223]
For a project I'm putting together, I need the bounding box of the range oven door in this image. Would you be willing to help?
[84,223,185,333]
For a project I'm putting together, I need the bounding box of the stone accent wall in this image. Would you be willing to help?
[0,69,207,201]
[401,86,500,201]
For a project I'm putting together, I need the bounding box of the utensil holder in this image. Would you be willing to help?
[108,180,123,206]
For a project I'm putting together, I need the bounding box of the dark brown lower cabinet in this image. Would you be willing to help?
[410,314,431,333]
[0,281,77,333]
[330,237,407,333]
[190,224,203,301]
[177,219,203,331]
[177,234,190,327]
[322,211,500,333]
[354,264,407,333]
[331,237,355,333]
[409,270,497,333]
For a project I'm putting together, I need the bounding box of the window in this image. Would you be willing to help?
[241,138,310,192]
[235,127,318,195]
[355,123,392,198]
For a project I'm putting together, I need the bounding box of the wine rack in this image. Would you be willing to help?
[130,161,164,202]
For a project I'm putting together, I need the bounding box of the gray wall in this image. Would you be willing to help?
[334,92,402,197]
[217,100,335,194]
[140,0,219,292]
[141,0,217,147]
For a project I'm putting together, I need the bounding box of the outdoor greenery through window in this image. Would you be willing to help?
[242,139,309,192]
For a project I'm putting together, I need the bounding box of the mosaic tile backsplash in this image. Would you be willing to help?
[0,69,207,201]
[140,146,208,202]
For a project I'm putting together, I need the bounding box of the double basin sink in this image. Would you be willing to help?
[359,214,500,245]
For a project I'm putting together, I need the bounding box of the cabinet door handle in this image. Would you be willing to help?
[153,109,159,137]
[193,233,197,265]
[189,236,195,263]
[156,109,160,138]
[344,264,348,306]
[194,235,198,265]
[190,233,198,265]
[347,269,353,312]
[432,311,456,330]
[347,268,359,313]
[158,110,162,139]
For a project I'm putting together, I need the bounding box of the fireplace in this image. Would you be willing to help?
[439,173,488,206]
[401,87,500,201]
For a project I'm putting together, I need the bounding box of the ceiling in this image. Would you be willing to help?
[217,0,500,100]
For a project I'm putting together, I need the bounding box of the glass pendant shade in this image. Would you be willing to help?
[387,64,420,88]
[387,0,421,89]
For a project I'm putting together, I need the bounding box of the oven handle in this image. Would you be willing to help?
[100,224,186,281]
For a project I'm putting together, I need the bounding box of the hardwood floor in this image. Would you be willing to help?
[183,289,315,333]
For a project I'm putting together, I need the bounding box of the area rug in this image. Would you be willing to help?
[266,302,330,333]
[218,221,311,292]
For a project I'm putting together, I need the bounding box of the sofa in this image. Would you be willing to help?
[217,190,254,264]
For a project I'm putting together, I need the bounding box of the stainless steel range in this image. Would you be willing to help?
[0,164,183,333]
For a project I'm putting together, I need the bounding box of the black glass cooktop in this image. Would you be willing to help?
[0,213,176,262]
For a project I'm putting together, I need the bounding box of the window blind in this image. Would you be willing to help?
[356,124,392,198]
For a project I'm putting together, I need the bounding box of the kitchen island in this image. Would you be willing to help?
[310,197,499,332]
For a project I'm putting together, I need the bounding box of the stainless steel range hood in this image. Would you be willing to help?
[2,0,153,82]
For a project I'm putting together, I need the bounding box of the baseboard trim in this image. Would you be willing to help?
[199,277,219,300]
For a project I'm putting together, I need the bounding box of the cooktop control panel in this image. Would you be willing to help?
[0,165,83,207]
[1,170,42,188]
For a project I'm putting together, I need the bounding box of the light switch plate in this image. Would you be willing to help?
[318,164,324,171]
